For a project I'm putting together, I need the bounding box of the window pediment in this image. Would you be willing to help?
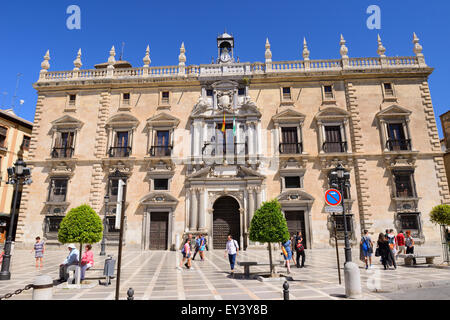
[106,113,140,129]
[277,190,315,204]
[272,108,306,124]
[376,105,412,119]
[51,115,84,130]
[315,107,350,122]
[146,112,180,128]
[140,192,179,207]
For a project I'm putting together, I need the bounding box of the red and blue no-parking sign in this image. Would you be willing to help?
[325,189,342,206]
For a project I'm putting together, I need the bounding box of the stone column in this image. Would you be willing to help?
[274,123,280,155]
[379,119,388,151]
[248,122,255,158]
[189,188,198,231]
[318,121,325,153]
[248,187,255,226]
[198,188,206,231]
[256,187,263,210]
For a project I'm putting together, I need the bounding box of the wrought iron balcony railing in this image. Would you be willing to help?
[150,145,173,157]
[51,147,74,159]
[202,142,248,164]
[386,139,412,151]
[279,142,303,154]
[109,146,131,158]
[322,141,348,153]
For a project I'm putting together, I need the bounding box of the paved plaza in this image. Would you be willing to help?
[1,246,449,300]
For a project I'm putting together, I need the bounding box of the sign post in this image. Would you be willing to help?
[333,213,342,285]
[325,189,343,285]
[115,179,126,301]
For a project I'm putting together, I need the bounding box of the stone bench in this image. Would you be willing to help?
[398,254,439,266]
[238,261,284,278]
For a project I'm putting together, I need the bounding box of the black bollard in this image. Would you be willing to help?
[127,288,134,300]
[283,281,289,300]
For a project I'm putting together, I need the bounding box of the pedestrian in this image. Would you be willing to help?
[405,230,417,265]
[388,229,398,257]
[281,238,293,274]
[198,234,207,261]
[80,244,94,281]
[396,230,406,257]
[376,233,391,270]
[31,236,45,270]
[294,232,305,268]
[360,230,373,269]
[192,235,200,261]
[225,234,239,275]
[58,244,79,282]
[179,238,192,270]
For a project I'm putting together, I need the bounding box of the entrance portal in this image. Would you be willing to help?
[213,196,240,249]
[285,211,307,249]
[149,212,169,250]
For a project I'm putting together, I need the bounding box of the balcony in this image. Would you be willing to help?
[202,142,248,164]
[51,147,74,159]
[150,145,173,157]
[279,142,303,155]
[322,141,347,153]
[386,139,411,152]
[109,146,131,158]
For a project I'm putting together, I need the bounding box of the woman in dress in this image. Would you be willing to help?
[282,239,293,274]
[377,233,394,270]
[32,236,45,270]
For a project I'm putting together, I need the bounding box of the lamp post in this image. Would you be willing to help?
[0,159,32,281]
[329,163,352,263]
[100,195,109,256]
[329,163,361,298]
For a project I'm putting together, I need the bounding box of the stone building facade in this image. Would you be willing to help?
[16,33,450,250]
[440,111,450,190]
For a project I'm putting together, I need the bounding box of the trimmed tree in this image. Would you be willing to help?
[430,204,450,263]
[249,199,290,276]
[58,204,103,265]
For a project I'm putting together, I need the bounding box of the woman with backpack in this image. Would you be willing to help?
[179,238,192,270]
[360,230,373,269]
[295,237,305,268]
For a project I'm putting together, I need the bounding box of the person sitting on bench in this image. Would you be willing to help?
[80,244,94,281]
[58,244,79,282]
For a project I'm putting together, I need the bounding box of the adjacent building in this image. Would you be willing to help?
[440,111,450,191]
[15,32,449,250]
[0,109,32,244]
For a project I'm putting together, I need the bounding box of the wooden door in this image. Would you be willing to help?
[150,213,168,250]
[213,197,240,249]
[285,211,307,249]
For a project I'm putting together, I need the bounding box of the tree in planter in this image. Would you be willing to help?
[58,204,103,269]
[430,204,450,263]
[249,199,290,276]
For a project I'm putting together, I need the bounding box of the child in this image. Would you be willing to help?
[179,239,191,270]
[31,236,45,270]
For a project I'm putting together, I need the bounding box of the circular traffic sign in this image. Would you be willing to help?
[325,189,342,206]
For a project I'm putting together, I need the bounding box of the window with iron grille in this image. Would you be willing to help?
[384,83,394,96]
[48,178,68,202]
[106,216,120,233]
[238,88,246,96]
[399,213,420,230]
[394,171,415,198]
[154,179,169,191]
[0,127,7,148]
[282,87,291,100]
[334,215,353,232]
[69,94,76,104]
[108,178,127,203]
[285,176,301,189]
[206,89,214,97]
[47,216,64,233]
[323,85,334,99]
[22,135,31,150]
[123,93,130,104]
[161,91,170,104]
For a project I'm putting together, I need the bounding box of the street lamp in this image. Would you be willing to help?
[100,194,110,256]
[329,163,352,263]
[329,162,361,299]
[0,159,32,281]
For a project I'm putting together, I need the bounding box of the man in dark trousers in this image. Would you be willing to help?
[294,232,305,268]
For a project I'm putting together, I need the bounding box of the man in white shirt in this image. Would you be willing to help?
[224,234,239,274]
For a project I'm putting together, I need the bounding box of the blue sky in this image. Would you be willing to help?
[0,0,449,136]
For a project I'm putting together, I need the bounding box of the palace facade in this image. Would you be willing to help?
[16,32,449,250]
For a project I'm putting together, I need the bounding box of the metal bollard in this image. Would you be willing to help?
[32,275,53,300]
[283,281,289,300]
[127,288,134,300]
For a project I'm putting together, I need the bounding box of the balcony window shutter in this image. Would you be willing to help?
[54,132,62,148]
[67,132,74,148]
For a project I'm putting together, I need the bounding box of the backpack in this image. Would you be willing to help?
[362,237,370,251]
[296,242,304,252]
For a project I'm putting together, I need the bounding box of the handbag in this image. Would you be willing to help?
[375,248,380,257]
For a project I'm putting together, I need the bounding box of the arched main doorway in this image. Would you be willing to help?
[213,196,240,249]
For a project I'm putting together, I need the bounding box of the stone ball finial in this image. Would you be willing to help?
[339,34,348,58]
[413,32,423,56]
[143,45,151,67]
[265,38,272,63]
[40,50,51,72]
[377,34,386,57]
[73,48,82,71]
[302,37,310,61]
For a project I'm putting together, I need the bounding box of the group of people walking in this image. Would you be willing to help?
[178,233,208,270]
[360,229,416,270]
[281,232,306,274]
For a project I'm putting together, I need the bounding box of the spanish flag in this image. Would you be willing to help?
[221,112,226,133]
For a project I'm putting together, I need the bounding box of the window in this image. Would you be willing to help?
[280,127,301,154]
[394,171,415,198]
[108,177,127,203]
[387,123,410,151]
[69,94,76,104]
[238,88,246,96]
[106,216,120,233]
[52,131,75,158]
[0,127,7,149]
[47,216,64,233]
[123,93,130,104]
[282,87,291,100]
[151,130,171,157]
[206,89,214,97]
[323,126,346,153]
[48,178,68,202]
[285,176,301,189]
[162,91,170,104]
[110,131,130,158]
[399,213,420,230]
[22,136,31,151]
[154,179,169,191]
[323,85,334,100]
[384,83,394,96]
[334,215,353,232]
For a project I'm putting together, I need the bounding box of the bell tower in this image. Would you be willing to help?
[217,31,235,64]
